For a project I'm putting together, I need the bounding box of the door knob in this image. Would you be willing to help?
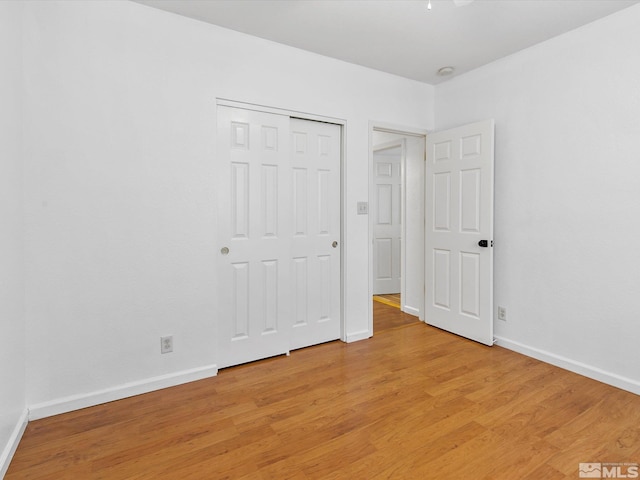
[221,247,229,255]
[478,240,493,248]
[332,241,338,248]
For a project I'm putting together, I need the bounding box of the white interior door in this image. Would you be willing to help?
[217,106,292,367]
[425,120,494,346]
[289,118,341,350]
[217,106,342,367]
[373,143,402,295]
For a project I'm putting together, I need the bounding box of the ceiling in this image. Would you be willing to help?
[134,0,639,85]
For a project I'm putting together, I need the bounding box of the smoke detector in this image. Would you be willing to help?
[437,66,455,77]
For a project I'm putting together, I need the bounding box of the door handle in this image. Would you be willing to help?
[221,247,229,255]
[478,240,493,248]
[332,241,338,248]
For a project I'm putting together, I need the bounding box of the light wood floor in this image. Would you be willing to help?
[373,298,418,332]
[7,302,640,479]
[372,293,401,309]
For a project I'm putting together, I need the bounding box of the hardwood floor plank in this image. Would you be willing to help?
[371,421,489,479]
[7,307,640,479]
[372,294,401,309]
[372,300,418,331]
[522,463,567,480]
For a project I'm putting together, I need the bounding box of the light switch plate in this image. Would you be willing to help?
[357,202,368,215]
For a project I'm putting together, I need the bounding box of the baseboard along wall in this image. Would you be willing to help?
[0,408,28,479]
[28,364,219,421]
[495,336,640,395]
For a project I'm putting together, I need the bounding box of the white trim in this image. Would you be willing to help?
[399,141,407,316]
[403,305,421,318]
[495,336,640,395]
[28,364,218,420]
[340,121,348,343]
[345,329,372,343]
[371,121,430,138]
[0,408,28,478]
[216,98,347,126]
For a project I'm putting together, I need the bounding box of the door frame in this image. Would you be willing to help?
[216,98,348,342]
[368,121,428,335]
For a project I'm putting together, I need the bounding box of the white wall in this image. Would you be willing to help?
[435,4,640,393]
[0,1,28,474]
[22,0,434,414]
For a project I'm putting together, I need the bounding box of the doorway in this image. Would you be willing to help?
[370,125,427,334]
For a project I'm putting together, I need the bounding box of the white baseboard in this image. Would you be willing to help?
[346,329,372,343]
[28,364,219,421]
[402,305,421,318]
[0,408,28,478]
[495,336,640,395]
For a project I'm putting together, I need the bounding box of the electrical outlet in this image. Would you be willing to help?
[497,306,507,321]
[160,335,173,354]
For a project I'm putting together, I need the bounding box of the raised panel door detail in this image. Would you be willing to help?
[262,260,278,333]
[231,163,249,239]
[293,168,308,236]
[433,249,451,310]
[318,170,330,235]
[293,257,308,326]
[231,122,249,150]
[376,184,392,225]
[434,141,452,162]
[461,134,482,158]
[318,255,331,321]
[460,252,480,319]
[262,126,278,152]
[377,162,392,177]
[232,262,249,340]
[262,165,278,238]
[318,135,330,157]
[433,172,451,232]
[460,168,480,233]
[376,238,393,279]
[293,132,307,154]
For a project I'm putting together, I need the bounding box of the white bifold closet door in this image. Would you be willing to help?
[217,106,341,368]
